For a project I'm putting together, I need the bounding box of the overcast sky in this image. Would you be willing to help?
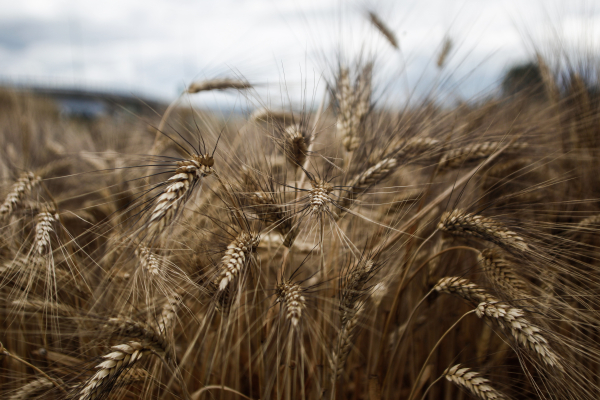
[0,0,598,107]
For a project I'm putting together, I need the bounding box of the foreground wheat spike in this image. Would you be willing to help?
[443,364,506,400]
[186,78,252,93]
[309,179,333,215]
[34,211,56,256]
[367,11,398,49]
[476,301,561,368]
[340,258,376,326]
[394,137,440,161]
[435,276,560,368]
[438,210,529,253]
[217,231,260,291]
[147,154,214,236]
[276,281,306,327]
[157,293,181,334]
[77,341,153,400]
[283,124,308,166]
[478,249,525,293]
[439,141,526,170]
[332,303,364,379]
[0,172,41,218]
[433,277,491,304]
[10,377,54,400]
[135,246,162,276]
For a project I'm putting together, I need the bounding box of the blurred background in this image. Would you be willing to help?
[0,0,598,116]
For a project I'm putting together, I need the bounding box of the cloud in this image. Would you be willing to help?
[0,0,597,106]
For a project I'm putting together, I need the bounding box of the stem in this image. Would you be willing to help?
[406,310,476,400]
[377,230,438,374]
[297,89,328,195]
[190,385,255,400]
[419,374,444,400]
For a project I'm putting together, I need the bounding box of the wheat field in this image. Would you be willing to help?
[2,9,600,400]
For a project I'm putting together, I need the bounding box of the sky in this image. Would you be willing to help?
[0,0,598,108]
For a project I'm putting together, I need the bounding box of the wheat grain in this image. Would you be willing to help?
[283,124,308,167]
[368,11,398,49]
[216,231,260,291]
[0,172,41,218]
[77,341,153,400]
[309,179,333,215]
[276,281,306,327]
[186,78,252,93]
[33,211,56,256]
[439,142,526,170]
[478,249,525,293]
[135,246,162,276]
[443,364,506,400]
[438,210,529,253]
[9,377,54,400]
[147,154,214,237]
[433,277,491,304]
[476,301,561,368]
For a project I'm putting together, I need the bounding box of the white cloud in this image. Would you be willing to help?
[0,0,597,106]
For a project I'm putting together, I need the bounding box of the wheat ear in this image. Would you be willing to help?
[186,78,252,93]
[478,249,525,293]
[147,154,214,237]
[438,210,529,253]
[443,364,506,400]
[276,281,306,327]
[0,172,41,218]
[9,377,54,400]
[368,11,398,49]
[216,231,260,291]
[34,211,56,256]
[476,301,562,369]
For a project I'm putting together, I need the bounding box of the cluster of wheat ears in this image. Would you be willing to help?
[2,12,600,400]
